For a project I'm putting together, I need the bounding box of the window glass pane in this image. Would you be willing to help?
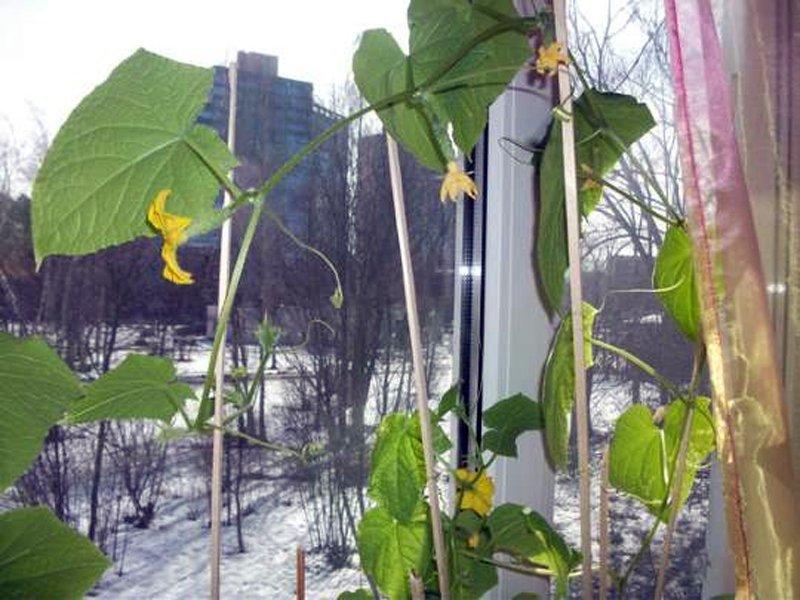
[0,2,454,597]
[553,2,710,597]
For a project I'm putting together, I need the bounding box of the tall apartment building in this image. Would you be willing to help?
[195,51,339,245]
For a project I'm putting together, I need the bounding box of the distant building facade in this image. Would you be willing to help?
[192,51,338,247]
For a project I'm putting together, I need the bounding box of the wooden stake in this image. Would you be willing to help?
[385,134,450,599]
[409,573,425,600]
[599,445,611,600]
[296,546,306,600]
[210,60,238,600]
[654,406,696,600]
[552,1,593,597]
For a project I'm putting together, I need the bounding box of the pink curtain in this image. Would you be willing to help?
[665,0,800,596]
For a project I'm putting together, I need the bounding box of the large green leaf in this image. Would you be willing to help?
[452,551,498,599]
[488,503,580,598]
[368,413,427,523]
[67,355,194,424]
[481,393,543,457]
[357,503,431,600]
[32,48,236,263]
[541,302,598,471]
[354,1,529,172]
[0,506,110,597]
[654,225,701,341]
[0,334,83,491]
[408,0,530,154]
[353,30,449,171]
[609,397,715,521]
[537,90,656,313]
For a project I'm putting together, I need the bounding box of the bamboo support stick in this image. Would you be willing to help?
[410,573,425,600]
[210,60,238,600]
[553,1,593,597]
[385,134,450,599]
[654,405,696,600]
[599,445,611,600]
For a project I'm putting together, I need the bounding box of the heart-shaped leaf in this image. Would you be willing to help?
[0,506,110,598]
[0,334,83,491]
[368,413,427,523]
[537,90,655,313]
[354,1,530,172]
[67,354,195,424]
[353,30,450,171]
[408,0,531,154]
[654,225,701,341]
[609,397,715,520]
[33,48,236,263]
[481,393,543,457]
[357,502,431,600]
[541,302,597,471]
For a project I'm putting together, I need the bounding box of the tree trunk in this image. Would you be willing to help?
[88,419,108,543]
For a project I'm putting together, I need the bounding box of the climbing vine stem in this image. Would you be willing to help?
[193,13,544,428]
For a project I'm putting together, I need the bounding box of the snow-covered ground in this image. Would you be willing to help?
[84,335,453,599]
[5,327,710,599]
[92,486,366,598]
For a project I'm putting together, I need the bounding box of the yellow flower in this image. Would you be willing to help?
[147,189,194,285]
[440,161,478,203]
[467,532,480,549]
[579,163,602,191]
[535,42,569,76]
[456,468,494,517]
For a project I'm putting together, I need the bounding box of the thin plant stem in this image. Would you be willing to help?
[263,206,343,301]
[460,551,555,578]
[654,345,706,599]
[223,318,333,426]
[194,14,536,426]
[605,129,683,222]
[596,175,680,228]
[653,403,695,599]
[617,512,662,593]
[206,424,302,458]
[617,344,705,595]
[590,337,681,397]
[568,54,682,222]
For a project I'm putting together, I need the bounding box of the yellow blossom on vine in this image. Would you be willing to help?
[456,468,494,517]
[535,42,569,76]
[579,163,602,191]
[582,178,602,191]
[147,189,194,285]
[440,161,478,203]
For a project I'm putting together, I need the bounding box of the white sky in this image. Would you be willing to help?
[0,0,409,140]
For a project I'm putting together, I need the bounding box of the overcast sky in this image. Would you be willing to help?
[0,0,410,140]
[0,0,622,154]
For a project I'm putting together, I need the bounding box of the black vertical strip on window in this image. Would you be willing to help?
[456,126,489,466]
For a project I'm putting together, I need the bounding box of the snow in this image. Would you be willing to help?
[83,337,452,599]
[93,492,367,599]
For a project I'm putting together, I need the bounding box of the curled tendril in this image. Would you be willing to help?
[263,206,344,310]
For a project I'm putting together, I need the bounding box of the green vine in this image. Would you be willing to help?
[2,0,716,598]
